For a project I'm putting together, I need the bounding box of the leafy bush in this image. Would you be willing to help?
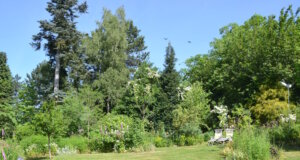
[89,133,115,152]
[232,128,270,160]
[203,131,214,142]
[269,123,300,146]
[15,123,35,141]
[20,135,48,157]
[56,136,88,153]
[185,136,197,146]
[176,135,186,146]
[154,136,172,147]
[89,115,147,153]
[123,119,145,149]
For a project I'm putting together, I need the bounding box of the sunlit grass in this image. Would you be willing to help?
[53,144,223,160]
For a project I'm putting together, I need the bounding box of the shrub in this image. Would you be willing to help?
[195,134,204,144]
[203,131,213,142]
[177,135,186,146]
[154,136,172,147]
[56,136,88,153]
[269,123,300,146]
[15,123,35,141]
[20,135,48,157]
[232,128,270,160]
[89,115,148,153]
[89,133,115,152]
[123,120,145,149]
[185,136,196,146]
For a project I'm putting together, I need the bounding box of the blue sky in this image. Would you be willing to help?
[0,0,299,79]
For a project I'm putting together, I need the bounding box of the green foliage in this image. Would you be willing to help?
[83,8,130,113]
[185,6,300,107]
[22,61,54,105]
[154,136,172,148]
[251,87,295,124]
[121,62,160,120]
[0,103,16,138]
[125,20,149,71]
[57,136,89,153]
[89,114,146,152]
[94,68,128,113]
[0,140,23,160]
[123,119,145,149]
[269,123,300,146]
[32,0,87,94]
[158,43,180,130]
[232,105,252,129]
[0,53,16,136]
[33,101,66,138]
[161,43,180,106]
[15,123,36,141]
[232,128,271,160]
[0,52,13,104]
[62,86,102,137]
[173,82,210,135]
[185,136,198,146]
[177,135,186,146]
[203,131,214,142]
[20,135,48,156]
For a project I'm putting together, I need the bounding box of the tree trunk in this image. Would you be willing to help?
[48,134,51,160]
[106,98,110,113]
[88,118,90,140]
[54,53,60,94]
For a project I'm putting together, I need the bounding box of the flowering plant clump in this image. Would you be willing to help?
[90,115,145,153]
[211,105,228,128]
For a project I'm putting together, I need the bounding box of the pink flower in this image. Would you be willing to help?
[2,148,6,160]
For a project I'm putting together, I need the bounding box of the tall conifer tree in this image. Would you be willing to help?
[31,0,87,96]
[159,43,180,130]
[161,43,180,105]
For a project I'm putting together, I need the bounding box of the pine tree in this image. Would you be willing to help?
[0,52,16,137]
[31,0,87,96]
[159,43,180,130]
[161,43,180,105]
[0,52,13,104]
[126,20,149,72]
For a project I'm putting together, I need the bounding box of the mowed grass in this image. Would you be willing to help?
[282,151,300,160]
[54,144,223,160]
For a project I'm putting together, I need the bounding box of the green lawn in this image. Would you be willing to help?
[282,150,300,160]
[53,144,223,160]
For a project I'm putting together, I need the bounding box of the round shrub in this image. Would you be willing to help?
[204,131,214,142]
[56,136,88,153]
[185,136,197,146]
[177,135,186,146]
[20,135,48,157]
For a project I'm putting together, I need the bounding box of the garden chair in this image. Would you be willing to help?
[225,128,234,141]
[216,128,234,143]
[208,129,222,145]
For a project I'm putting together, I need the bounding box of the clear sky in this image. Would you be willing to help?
[0,0,299,79]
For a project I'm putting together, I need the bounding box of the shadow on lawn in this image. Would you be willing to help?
[26,157,48,160]
[282,145,300,152]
